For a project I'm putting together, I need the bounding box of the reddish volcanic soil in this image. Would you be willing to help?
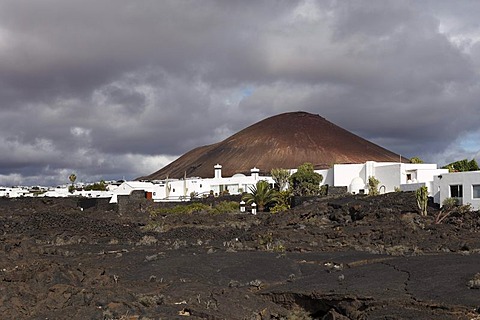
[141,112,409,180]
[1,193,480,319]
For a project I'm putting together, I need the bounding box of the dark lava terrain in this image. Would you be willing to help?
[1,192,480,319]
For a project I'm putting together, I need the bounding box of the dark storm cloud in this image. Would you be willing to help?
[0,0,479,185]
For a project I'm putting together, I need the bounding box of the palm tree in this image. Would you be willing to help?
[68,173,77,193]
[242,180,279,212]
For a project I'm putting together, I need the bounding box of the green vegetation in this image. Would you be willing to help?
[442,158,479,172]
[415,186,428,216]
[270,168,290,191]
[270,190,292,213]
[442,197,458,209]
[289,162,323,196]
[68,173,77,193]
[242,180,279,212]
[211,201,239,214]
[410,157,424,164]
[367,176,380,196]
[149,201,239,216]
[84,180,107,191]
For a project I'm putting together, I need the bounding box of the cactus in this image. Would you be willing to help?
[416,186,428,216]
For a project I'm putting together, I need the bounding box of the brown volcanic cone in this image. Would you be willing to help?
[140,111,408,179]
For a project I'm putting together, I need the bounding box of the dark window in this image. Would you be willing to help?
[450,185,463,198]
[473,185,480,199]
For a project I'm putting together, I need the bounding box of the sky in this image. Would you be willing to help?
[0,0,480,186]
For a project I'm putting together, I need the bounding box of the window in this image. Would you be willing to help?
[450,185,463,198]
[473,185,480,199]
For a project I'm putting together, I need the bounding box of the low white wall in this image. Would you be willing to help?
[400,182,426,192]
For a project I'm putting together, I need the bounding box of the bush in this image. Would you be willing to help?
[368,176,380,196]
[289,163,323,196]
[150,203,211,216]
[210,201,239,214]
[442,197,457,210]
[149,201,240,216]
[270,190,292,213]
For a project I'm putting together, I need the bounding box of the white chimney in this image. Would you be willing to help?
[251,167,260,180]
[214,164,222,179]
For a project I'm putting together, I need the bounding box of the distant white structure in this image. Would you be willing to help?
[0,187,30,198]
[108,165,275,203]
[433,171,480,210]
[0,161,457,206]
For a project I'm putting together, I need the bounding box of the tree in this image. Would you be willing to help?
[270,168,290,191]
[442,158,479,172]
[289,162,323,196]
[242,180,279,212]
[84,180,107,191]
[68,173,77,193]
[410,157,424,164]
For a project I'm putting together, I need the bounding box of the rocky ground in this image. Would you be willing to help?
[1,192,480,319]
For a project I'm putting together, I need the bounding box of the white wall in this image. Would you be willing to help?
[400,182,427,193]
[374,163,401,193]
[314,169,333,186]
[333,164,365,187]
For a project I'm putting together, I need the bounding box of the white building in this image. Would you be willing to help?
[0,161,452,205]
[433,171,480,210]
[108,164,274,203]
[0,187,30,198]
[312,161,447,196]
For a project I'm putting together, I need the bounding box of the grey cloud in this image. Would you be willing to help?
[0,0,479,185]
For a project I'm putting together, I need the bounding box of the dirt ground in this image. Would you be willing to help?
[1,192,480,319]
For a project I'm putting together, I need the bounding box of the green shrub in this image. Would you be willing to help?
[270,190,292,213]
[150,203,211,216]
[368,176,380,196]
[289,163,323,196]
[149,201,240,216]
[442,197,457,210]
[211,201,239,214]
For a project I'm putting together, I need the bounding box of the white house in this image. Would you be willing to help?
[315,161,447,195]
[433,171,480,210]
[109,181,157,203]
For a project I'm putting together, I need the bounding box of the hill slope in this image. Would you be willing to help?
[141,111,407,179]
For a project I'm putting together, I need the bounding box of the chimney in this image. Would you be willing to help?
[214,164,222,179]
[250,167,260,180]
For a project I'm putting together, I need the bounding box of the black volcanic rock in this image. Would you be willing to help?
[141,111,408,179]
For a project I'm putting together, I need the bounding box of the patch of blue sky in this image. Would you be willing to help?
[240,86,254,98]
[458,131,480,153]
[224,86,255,107]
